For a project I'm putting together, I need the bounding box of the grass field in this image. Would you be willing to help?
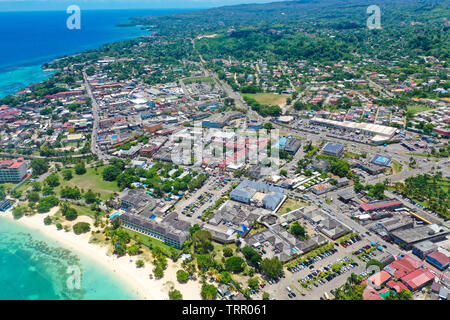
[243,93,289,107]
[123,228,181,256]
[392,160,403,174]
[0,183,16,192]
[407,105,433,115]
[277,197,309,215]
[344,151,362,159]
[183,77,214,84]
[55,166,119,200]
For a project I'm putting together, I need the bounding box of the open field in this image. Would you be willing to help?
[123,228,181,256]
[392,160,403,174]
[242,93,289,107]
[277,197,309,215]
[55,166,119,200]
[0,183,16,192]
[407,105,433,115]
[183,77,214,84]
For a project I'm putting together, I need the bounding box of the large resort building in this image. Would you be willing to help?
[112,189,191,249]
[0,158,27,183]
[113,212,190,249]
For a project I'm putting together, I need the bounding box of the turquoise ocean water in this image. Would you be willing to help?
[0,9,195,299]
[0,216,140,300]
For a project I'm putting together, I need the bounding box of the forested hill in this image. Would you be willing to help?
[131,0,449,35]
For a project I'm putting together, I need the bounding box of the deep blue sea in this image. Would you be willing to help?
[0,9,186,98]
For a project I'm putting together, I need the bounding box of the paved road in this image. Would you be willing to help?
[83,71,110,161]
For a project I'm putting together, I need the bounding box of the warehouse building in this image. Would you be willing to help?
[310,117,397,142]
[391,224,450,249]
[283,137,302,155]
[202,112,243,128]
[321,142,344,158]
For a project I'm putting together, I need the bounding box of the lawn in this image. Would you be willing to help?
[277,197,309,215]
[0,182,16,192]
[392,160,403,174]
[183,77,214,84]
[407,105,433,115]
[123,228,181,256]
[55,166,119,200]
[242,93,289,107]
[344,151,362,159]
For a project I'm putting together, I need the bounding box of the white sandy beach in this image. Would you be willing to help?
[1,207,202,300]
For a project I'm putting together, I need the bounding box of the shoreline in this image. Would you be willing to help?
[0,11,153,99]
[0,208,202,300]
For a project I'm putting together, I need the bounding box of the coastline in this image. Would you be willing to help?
[0,208,202,300]
[0,10,154,99]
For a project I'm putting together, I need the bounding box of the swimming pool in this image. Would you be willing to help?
[109,212,122,219]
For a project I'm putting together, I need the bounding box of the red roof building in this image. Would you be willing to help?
[401,269,435,291]
[360,199,403,213]
[385,255,423,278]
[426,251,450,271]
[386,280,408,293]
[368,270,392,288]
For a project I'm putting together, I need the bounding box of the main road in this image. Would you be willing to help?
[83,70,110,161]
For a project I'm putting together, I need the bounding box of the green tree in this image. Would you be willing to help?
[102,165,121,181]
[176,269,190,282]
[223,247,233,257]
[153,265,164,279]
[84,189,98,204]
[73,222,90,234]
[260,257,283,279]
[31,158,49,176]
[45,173,60,187]
[242,245,262,267]
[290,221,307,239]
[218,271,232,284]
[366,259,383,270]
[44,216,52,225]
[136,260,145,268]
[169,289,183,300]
[225,256,246,273]
[192,230,213,254]
[28,191,40,203]
[61,169,73,180]
[74,162,86,175]
[12,206,24,219]
[201,284,217,300]
[197,254,215,269]
[127,244,141,256]
[248,277,260,290]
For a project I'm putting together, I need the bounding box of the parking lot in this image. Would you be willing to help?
[264,236,371,300]
[175,176,234,222]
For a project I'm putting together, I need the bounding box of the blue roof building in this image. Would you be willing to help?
[322,142,344,158]
[230,180,285,211]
